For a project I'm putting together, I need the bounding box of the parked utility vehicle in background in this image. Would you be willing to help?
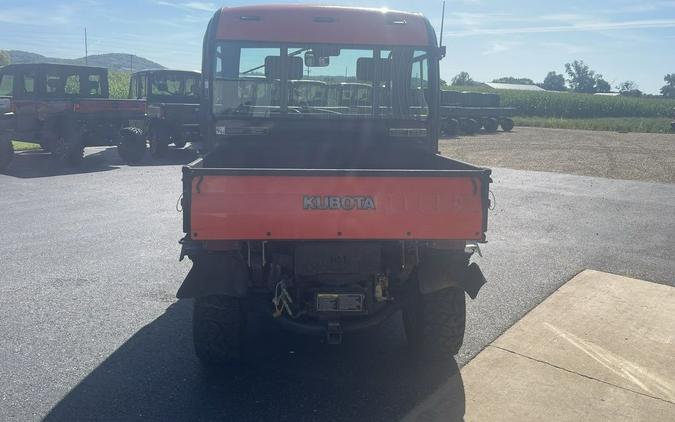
[129,69,201,157]
[327,82,373,108]
[178,5,491,366]
[0,95,14,171]
[0,63,147,166]
[439,90,515,136]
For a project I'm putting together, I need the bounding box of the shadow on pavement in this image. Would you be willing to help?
[3,149,119,178]
[43,301,465,422]
[3,146,196,179]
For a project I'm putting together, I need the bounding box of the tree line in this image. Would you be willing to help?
[3,49,675,99]
[447,60,675,98]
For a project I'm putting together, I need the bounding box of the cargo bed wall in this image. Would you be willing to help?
[202,143,478,171]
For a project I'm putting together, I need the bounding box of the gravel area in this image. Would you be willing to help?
[440,127,675,184]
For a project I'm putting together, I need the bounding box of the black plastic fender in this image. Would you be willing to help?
[416,249,486,299]
[176,252,249,299]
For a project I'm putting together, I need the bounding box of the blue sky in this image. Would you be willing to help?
[1,0,674,93]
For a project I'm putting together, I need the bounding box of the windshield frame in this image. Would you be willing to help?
[210,40,437,121]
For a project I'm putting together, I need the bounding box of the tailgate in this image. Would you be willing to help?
[184,166,491,241]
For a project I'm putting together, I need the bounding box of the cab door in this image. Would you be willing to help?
[13,68,40,137]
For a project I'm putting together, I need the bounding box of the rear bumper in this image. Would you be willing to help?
[274,302,401,336]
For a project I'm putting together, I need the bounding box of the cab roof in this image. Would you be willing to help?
[215,5,434,47]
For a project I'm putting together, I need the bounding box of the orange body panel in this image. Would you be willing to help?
[216,5,431,47]
[190,175,485,240]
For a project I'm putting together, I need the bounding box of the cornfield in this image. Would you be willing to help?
[499,90,675,118]
[108,71,131,99]
[452,85,675,119]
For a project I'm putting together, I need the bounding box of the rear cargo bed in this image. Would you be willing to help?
[183,146,491,242]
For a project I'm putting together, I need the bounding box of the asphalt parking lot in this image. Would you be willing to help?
[1,137,674,421]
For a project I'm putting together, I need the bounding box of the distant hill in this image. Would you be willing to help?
[6,50,164,72]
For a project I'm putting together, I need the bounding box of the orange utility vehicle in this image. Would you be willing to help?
[178,5,492,365]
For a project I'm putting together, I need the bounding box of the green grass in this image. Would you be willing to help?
[12,141,41,151]
[513,116,674,133]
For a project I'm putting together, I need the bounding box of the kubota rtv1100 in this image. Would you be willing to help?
[178,5,492,366]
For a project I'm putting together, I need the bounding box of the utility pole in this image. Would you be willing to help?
[439,0,446,48]
[130,54,133,73]
[84,27,88,64]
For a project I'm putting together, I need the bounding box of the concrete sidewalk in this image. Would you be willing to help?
[405,270,675,421]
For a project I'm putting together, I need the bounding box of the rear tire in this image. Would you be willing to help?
[500,118,515,132]
[462,118,479,135]
[403,287,466,361]
[484,117,499,133]
[117,127,146,164]
[0,136,14,172]
[442,118,459,137]
[52,133,85,167]
[193,295,246,367]
[149,126,169,158]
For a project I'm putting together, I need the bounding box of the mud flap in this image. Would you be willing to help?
[417,250,486,299]
[176,252,249,299]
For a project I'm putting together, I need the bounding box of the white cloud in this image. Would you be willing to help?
[185,2,217,12]
[538,41,589,55]
[150,0,216,13]
[481,42,519,55]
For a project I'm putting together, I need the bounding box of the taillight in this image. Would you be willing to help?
[73,103,81,112]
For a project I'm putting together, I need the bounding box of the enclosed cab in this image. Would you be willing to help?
[0,63,146,166]
[288,80,328,107]
[327,82,373,109]
[128,69,201,157]
[179,5,491,366]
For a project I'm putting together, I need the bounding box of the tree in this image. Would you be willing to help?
[617,81,642,97]
[451,71,475,86]
[492,77,535,85]
[661,74,675,98]
[565,60,596,93]
[542,71,566,91]
[0,50,10,67]
[440,78,449,89]
[565,60,611,93]
[595,77,611,93]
